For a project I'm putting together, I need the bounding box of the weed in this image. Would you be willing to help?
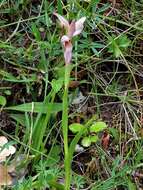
[0,0,143,190]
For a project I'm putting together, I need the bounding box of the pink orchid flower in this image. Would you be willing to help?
[54,13,86,65]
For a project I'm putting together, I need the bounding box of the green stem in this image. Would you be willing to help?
[62,65,71,190]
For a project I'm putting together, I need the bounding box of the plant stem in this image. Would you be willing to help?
[62,64,71,190]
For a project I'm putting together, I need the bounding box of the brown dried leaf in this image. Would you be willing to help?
[101,133,110,149]
[0,164,13,186]
[69,81,80,88]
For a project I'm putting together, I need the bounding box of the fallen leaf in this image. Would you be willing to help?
[0,164,13,186]
[69,81,80,88]
[101,133,110,149]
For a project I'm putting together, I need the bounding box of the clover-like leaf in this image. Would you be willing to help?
[51,78,63,93]
[90,121,107,133]
[81,136,91,147]
[69,123,85,133]
[90,135,99,143]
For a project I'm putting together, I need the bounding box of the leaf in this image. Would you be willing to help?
[51,78,63,93]
[108,35,130,58]
[101,133,110,149]
[0,164,13,186]
[97,3,111,13]
[0,96,6,106]
[90,121,107,133]
[127,179,137,190]
[81,136,91,147]
[68,126,88,164]
[57,0,63,15]
[5,102,62,113]
[109,128,119,142]
[81,135,98,147]
[90,135,99,143]
[31,23,41,41]
[118,35,130,48]
[10,114,26,126]
[69,123,85,133]
[4,90,11,95]
[47,145,61,167]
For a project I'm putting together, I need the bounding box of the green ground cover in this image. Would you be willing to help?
[0,0,143,189]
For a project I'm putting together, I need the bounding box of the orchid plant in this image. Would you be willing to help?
[54,13,86,190]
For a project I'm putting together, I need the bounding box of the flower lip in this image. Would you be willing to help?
[61,35,70,44]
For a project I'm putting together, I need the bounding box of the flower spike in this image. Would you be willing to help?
[55,13,86,64]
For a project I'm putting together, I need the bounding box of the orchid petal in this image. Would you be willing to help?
[54,13,69,30]
[73,17,86,36]
[61,35,70,44]
[64,42,73,64]
[61,35,73,64]
[68,21,76,38]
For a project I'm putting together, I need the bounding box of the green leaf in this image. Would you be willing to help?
[127,179,137,190]
[47,145,61,167]
[69,123,85,133]
[97,3,111,13]
[90,121,107,133]
[31,23,41,41]
[5,102,62,113]
[57,0,63,15]
[10,113,26,126]
[4,90,11,95]
[51,78,63,93]
[68,126,88,165]
[107,35,130,58]
[90,135,99,143]
[81,136,91,147]
[109,128,119,142]
[118,35,130,48]
[0,96,6,106]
